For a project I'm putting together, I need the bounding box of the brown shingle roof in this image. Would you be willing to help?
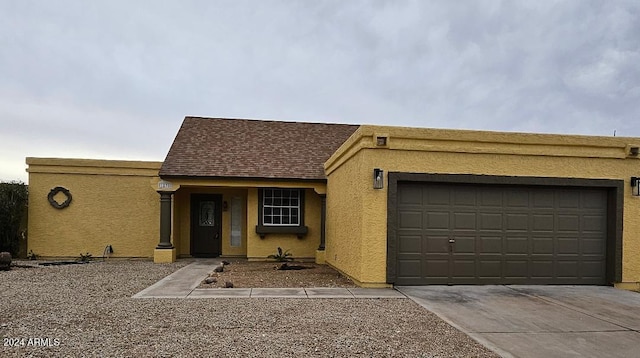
[159,117,359,180]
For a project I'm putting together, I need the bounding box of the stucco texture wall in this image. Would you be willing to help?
[247,188,322,261]
[325,126,640,286]
[26,158,162,259]
[325,151,366,284]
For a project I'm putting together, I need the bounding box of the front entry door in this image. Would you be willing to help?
[191,194,222,257]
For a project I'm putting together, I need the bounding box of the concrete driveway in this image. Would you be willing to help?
[397,285,640,358]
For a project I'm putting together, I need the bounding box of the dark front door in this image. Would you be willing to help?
[191,194,222,257]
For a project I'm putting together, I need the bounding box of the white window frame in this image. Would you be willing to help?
[262,188,301,226]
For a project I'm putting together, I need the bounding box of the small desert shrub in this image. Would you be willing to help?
[267,247,293,262]
[79,252,93,262]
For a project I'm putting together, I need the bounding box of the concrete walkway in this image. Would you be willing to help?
[133,260,405,299]
[398,285,640,358]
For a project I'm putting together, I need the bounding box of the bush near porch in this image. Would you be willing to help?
[0,181,28,257]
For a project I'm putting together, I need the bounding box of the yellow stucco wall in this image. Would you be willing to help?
[26,158,163,259]
[165,179,324,261]
[246,188,323,261]
[325,151,364,283]
[325,126,640,286]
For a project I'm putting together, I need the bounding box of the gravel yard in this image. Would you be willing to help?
[1,260,497,357]
[198,260,357,288]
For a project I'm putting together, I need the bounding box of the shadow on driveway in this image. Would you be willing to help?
[397,285,640,358]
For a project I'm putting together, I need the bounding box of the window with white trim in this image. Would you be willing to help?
[262,188,301,226]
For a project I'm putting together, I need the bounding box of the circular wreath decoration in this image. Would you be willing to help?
[48,186,72,209]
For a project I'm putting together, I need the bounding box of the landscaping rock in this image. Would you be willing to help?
[0,260,498,357]
[277,263,311,271]
[198,260,356,289]
[224,281,234,288]
[0,251,11,271]
[205,277,217,284]
[213,264,224,273]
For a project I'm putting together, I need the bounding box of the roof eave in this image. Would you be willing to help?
[158,174,327,183]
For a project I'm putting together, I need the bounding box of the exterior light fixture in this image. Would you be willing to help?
[630,147,639,156]
[632,177,640,197]
[373,168,384,189]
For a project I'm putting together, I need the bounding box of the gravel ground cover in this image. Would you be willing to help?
[1,260,497,357]
[198,259,357,288]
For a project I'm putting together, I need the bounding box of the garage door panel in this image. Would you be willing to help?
[479,236,502,254]
[531,260,554,278]
[506,214,529,231]
[453,212,476,229]
[425,236,449,254]
[582,215,606,232]
[582,191,607,208]
[453,188,477,206]
[557,261,579,278]
[398,210,422,229]
[427,212,449,229]
[506,190,529,207]
[531,237,553,254]
[397,260,421,279]
[479,213,502,231]
[398,185,423,205]
[426,187,450,205]
[452,259,475,277]
[424,259,448,278]
[533,214,554,231]
[506,237,528,254]
[558,190,581,208]
[398,235,421,253]
[582,261,606,278]
[395,183,608,285]
[480,190,503,207]
[504,260,528,278]
[582,238,606,254]
[453,236,475,253]
[478,260,501,277]
[557,238,579,254]
[532,191,554,208]
[557,215,580,232]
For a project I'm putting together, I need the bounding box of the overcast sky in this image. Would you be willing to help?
[1,1,639,183]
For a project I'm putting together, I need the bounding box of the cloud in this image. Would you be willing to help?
[1,0,639,182]
[0,90,177,182]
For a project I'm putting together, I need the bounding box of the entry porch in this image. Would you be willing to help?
[153,179,327,264]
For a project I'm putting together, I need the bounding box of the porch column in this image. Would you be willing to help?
[318,194,327,250]
[154,190,176,263]
[157,191,173,248]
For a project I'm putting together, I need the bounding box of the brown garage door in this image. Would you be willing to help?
[396,183,607,285]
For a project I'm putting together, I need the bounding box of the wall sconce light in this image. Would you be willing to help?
[632,177,640,196]
[223,201,228,211]
[630,147,639,156]
[373,168,384,189]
